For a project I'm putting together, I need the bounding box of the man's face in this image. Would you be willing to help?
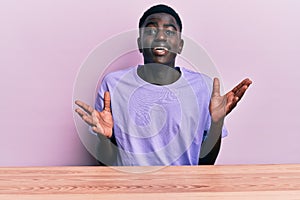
[138,13,184,67]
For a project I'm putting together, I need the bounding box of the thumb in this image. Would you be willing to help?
[103,91,111,112]
[212,78,220,97]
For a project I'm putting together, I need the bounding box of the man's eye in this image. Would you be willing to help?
[165,30,176,36]
[145,28,157,35]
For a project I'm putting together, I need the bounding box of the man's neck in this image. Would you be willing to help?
[137,63,181,85]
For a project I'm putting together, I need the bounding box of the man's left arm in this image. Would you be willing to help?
[199,78,252,165]
[198,134,221,165]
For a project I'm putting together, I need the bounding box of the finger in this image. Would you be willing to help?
[81,115,96,127]
[232,78,252,93]
[234,78,252,100]
[75,100,94,115]
[211,78,220,97]
[231,81,244,94]
[92,126,101,135]
[235,85,249,100]
[91,110,101,127]
[92,126,106,137]
[75,108,88,118]
[103,91,111,112]
[244,78,253,86]
[225,94,237,115]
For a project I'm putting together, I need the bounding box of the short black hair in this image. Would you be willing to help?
[139,4,182,32]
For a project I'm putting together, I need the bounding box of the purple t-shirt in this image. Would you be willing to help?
[95,66,227,166]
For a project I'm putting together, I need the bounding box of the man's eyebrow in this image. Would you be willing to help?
[144,22,178,31]
[144,22,157,27]
[163,24,177,31]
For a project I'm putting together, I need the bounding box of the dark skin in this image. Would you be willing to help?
[136,13,183,86]
[137,13,184,67]
[75,13,252,165]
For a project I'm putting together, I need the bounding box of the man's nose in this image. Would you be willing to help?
[155,29,167,41]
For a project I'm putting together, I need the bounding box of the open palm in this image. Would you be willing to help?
[210,78,252,123]
[75,92,114,138]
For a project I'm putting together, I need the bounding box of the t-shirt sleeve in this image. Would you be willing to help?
[203,119,228,141]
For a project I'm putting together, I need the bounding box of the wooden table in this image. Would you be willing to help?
[0,164,300,199]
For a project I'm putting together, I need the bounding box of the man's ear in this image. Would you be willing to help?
[137,37,143,53]
[178,39,184,54]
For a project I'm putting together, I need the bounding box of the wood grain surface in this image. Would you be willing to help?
[0,164,300,199]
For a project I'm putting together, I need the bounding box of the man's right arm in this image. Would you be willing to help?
[75,91,116,165]
[95,133,118,166]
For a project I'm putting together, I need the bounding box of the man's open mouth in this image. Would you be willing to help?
[152,47,169,56]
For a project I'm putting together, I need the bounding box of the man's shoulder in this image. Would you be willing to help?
[179,67,213,94]
[180,67,212,82]
[102,66,136,82]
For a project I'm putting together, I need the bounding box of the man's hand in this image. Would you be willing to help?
[75,91,113,138]
[209,78,252,123]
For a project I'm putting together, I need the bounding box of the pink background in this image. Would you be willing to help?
[1,0,299,166]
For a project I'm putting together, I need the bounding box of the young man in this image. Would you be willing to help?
[75,4,252,166]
